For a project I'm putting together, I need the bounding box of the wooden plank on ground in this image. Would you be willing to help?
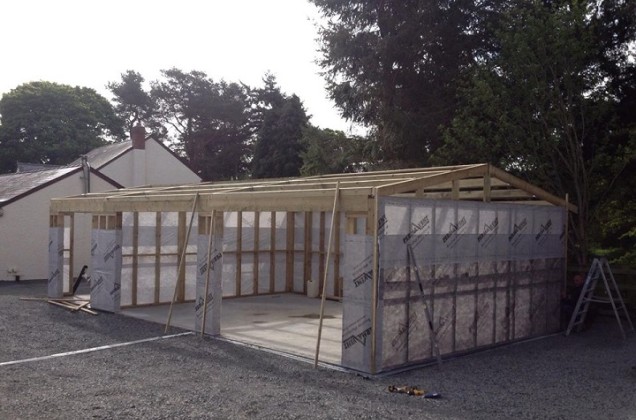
[71,301,90,312]
[47,299,98,315]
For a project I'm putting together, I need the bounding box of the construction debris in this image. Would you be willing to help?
[20,297,98,315]
[388,385,441,399]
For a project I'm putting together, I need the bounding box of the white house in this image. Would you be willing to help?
[71,124,201,187]
[0,167,121,281]
[0,126,201,282]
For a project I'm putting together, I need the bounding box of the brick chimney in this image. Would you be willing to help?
[131,122,146,150]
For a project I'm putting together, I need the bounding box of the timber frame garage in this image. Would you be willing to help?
[49,163,575,374]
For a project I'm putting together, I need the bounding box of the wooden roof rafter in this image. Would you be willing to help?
[50,163,577,214]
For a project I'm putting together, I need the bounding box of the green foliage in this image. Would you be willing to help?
[300,126,367,176]
[107,70,317,181]
[311,0,636,263]
[310,0,492,167]
[107,70,165,140]
[150,68,253,181]
[252,76,309,178]
[595,150,636,267]
[435,0,636,264]
[0,81,124,173]
[592,0,636,266]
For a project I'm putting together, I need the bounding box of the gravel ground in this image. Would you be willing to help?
[1,281,634,420]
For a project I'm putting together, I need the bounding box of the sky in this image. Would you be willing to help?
[1,0,360,133]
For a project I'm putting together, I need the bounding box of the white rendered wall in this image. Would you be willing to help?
[100,151,134,186]
[0,173,118,281]
[99,140,201,188]
[144,140,201,185]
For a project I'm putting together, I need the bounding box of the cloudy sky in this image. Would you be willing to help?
[1,0,358,133]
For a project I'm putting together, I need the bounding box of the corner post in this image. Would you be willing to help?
[370,189,380,374]
[196,211,224,336]
[48,213,65,298]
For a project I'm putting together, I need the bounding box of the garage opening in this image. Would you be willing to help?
[117,209,348,365]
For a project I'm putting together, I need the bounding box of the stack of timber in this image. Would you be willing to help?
[20,297,98,315]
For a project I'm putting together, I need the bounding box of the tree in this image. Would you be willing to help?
[300,126,367,175]
[0,81,124,173]
[591,0,636,265]
[252,76,309,178]
[250,72,286,126]
[598,158,636,266]
[435,0,636,264]
[107,70,165,140]
[310,0,491,167]
[150,68,253,181]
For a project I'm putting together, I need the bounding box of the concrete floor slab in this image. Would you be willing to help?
[122,294,343,365]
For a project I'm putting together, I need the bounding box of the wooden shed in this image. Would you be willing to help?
[49,163,574,374]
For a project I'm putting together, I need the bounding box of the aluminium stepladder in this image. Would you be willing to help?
[565,257,634,338]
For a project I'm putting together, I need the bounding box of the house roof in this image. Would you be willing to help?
[16,162,65,173]
[69,141,133,169]
[68,137,199,179]
[0,167,79,205]
[50,163,577,215]
[0,166,122,208]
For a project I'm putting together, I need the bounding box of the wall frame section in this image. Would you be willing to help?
[375,197,565,372]
[90,213,123,312]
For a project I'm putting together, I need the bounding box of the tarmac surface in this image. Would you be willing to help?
[1,280,635,419]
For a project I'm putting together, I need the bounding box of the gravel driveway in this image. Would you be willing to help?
[1,281,634,419]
